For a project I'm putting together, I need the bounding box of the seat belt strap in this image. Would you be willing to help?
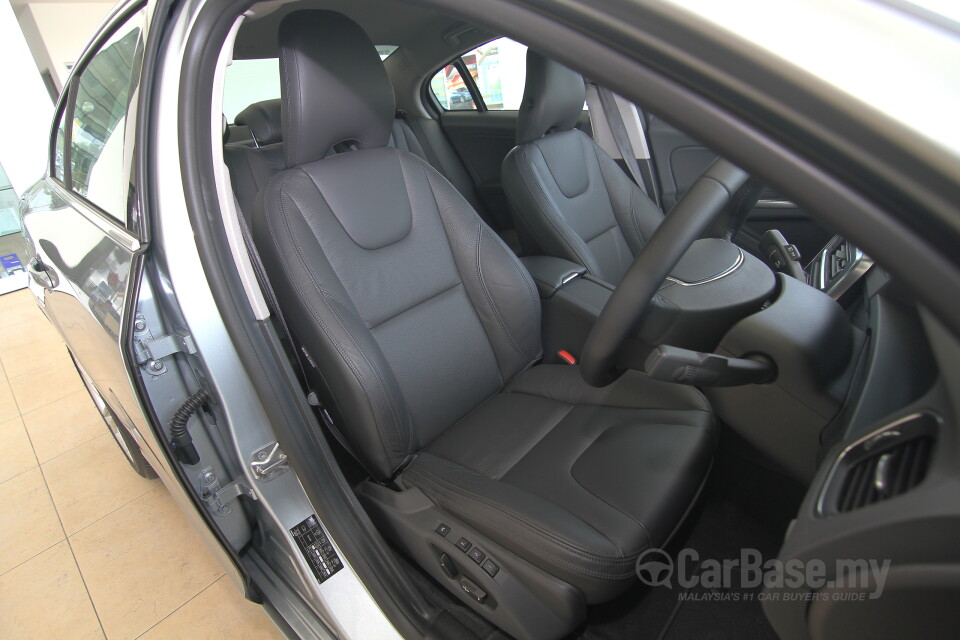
[594,85,646,194]
[589,85,663,209]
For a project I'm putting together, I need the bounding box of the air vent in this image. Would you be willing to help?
[836,436,933,512]
[828,240,856,281]
[819,413,938,516]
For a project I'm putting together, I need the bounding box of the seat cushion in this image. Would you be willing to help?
[403,364,715,602]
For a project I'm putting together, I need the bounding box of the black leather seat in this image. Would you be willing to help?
[253,9,714,615]
[502,51,667,285]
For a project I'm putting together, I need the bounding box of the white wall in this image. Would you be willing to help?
[17,2,115,90]
[0,0,55,195]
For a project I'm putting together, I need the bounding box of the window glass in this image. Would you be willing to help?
[70,9,145,221]
[430,64,476,111]
[376,45,398,60]
[53,106,66,181]
[430,37,529,111]
[465,37,528,110]
[223,58,281,123]
[223,47,396,123]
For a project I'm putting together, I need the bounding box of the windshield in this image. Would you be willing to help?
[664,0,960,158]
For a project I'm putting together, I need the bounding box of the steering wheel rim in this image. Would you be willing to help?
[580,159,751,387]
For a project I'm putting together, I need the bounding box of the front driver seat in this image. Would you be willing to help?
[503,51,667,285]
[254,11,714,638]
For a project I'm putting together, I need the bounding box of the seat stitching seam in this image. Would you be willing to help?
[569,470,651,552]
[476,226,532,360]
[502,389,713,414]
[492,403,574,480]
[582,223,618,245]
[367,280,463,331]
[487,226,541,359]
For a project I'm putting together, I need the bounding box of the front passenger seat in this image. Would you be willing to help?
[502,51,666,285]
[254,11,715,639]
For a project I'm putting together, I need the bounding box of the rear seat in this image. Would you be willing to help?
[223,100,286,219]
[224,99,495,234]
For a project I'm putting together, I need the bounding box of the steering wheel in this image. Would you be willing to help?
[580,159,751,387]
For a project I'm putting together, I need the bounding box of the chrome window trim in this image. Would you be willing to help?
[48,179,141,251]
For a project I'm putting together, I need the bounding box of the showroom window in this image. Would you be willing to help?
[62,7,146,224]
[429,37,529,111]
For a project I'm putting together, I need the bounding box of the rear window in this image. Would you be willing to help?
[430,37,529,111]
[223,58,280,123]
[224,46,399,123]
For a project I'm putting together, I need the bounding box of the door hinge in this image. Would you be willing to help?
[199,467,257,516]
[134,314,197,375]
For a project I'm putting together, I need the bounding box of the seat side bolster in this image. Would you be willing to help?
[502,144,602,274]
[591,134,664,256]
[253,169,416,478]
[416,157,543,382]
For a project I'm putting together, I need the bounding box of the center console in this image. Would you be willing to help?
[525,238,777,365]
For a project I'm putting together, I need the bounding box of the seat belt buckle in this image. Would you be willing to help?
[557,350,577,365]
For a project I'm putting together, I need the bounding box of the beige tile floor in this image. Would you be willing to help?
[0,290,284,640]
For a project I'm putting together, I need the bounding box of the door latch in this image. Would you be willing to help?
[250,442,289,481]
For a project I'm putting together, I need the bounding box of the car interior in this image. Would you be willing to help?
[196,1,958,638]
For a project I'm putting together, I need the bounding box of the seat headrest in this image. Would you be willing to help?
[516,50,585,144]
[235,99,282,146]
[279,11,395,167]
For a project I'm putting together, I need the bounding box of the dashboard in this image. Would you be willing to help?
[762,234,960,639]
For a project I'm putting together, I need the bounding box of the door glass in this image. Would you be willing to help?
[430,38,529,111]
[53,106,67,182]
[463,37,528,110]
[69,10,145,222]
[430,64,476,111]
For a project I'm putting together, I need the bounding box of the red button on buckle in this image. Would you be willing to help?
[557,350,577,365]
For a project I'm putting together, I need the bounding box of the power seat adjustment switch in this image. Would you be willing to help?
[459,576,488,603]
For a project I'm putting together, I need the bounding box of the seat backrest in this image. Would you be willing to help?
[253,10,542,480]
[502,51,665,285]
